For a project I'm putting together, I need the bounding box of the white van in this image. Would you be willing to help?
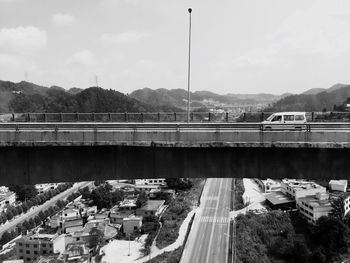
[262,112,307,130]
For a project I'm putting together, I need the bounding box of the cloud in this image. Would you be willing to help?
[0,26,47,55]
[99,31,148,45]
[52,13,76,26]
[69,50,96,66]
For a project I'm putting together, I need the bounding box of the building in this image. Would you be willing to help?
[123,216,142,235]
[35,184,60,194]
[3,260,24,263]
[281,179,326,200]
[134,179,166,187]
[15,234,57,263]
[118,199,137,212]
[296,193,333,224]
[110,209,134,225]
[136,200,165,218]
[62,208,80,220]
[64,218,84,234]
[329,180,348,192]
[62,242,90,262]
[265,191,295,210]
[0,189,16,210]
[255,179,281,193]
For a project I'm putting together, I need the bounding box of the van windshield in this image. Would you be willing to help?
[266,114,275,121]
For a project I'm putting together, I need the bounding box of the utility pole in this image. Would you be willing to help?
[95,75,99,87]
[187,8,192,123]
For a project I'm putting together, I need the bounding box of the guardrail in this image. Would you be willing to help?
[1,111,350,123]
[1,122,350,132]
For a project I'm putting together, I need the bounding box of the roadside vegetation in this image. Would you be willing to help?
[0,186,85,249]
[233,178,245,210]
[155,178,205,249]
[235,210,350,263]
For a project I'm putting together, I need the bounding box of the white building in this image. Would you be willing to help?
[134,179,166,187]
[297,193,333,224]
[35,183,60,194]
[0,189,16,210]
[281,179,326,200]
[255,179,281,193]
[329,180,348,192]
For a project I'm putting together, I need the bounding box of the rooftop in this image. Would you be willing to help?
[329,180,348,185]
[138,200,165,211]
[298,195,332,208]
[265,191,295,205]
[282,179,324,191]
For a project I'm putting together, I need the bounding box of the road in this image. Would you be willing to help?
[0,181,91,237]
[181,178,232,263]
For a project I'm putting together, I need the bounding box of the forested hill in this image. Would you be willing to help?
[266,84,350,112]
[130,87,285,110]
[0,80,180,113]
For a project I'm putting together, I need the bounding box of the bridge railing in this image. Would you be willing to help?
[1,111,350,122]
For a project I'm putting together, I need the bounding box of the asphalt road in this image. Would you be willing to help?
[0,181,91,237]
[181,178,232,263]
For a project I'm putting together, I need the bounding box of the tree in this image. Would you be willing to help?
[28,218,35,229]
[38,211,45,221]
[5,211,14,221]
[165,178,193,191]
[8,185,37,201]
[79,186,91,200]
[0,231,12,245]
[34,216,41,226]
[330,195,346,221]
[136,191,148,208]
[88,227,104,249]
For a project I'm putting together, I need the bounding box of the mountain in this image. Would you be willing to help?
[267,84,350,112]
[327,83,349,93]
[302,88,326,95]
[130,88,284,110]
[0,80,158,113]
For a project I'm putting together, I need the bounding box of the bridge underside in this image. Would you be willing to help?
[0,146,348,185]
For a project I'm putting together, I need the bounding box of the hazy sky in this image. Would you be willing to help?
[1,0,350,94]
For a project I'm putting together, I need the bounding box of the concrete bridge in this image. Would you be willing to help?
[1,122,350,185]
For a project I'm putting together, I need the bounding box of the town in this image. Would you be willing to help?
[0,177,349,262]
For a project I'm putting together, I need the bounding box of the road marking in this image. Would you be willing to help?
[199,216,229,224]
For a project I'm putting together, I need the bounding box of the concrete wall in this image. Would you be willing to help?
[1,145,350,185]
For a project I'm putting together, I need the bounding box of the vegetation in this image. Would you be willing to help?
[236,211,350,263]
[165,178,193,191]
[265,84,350,112]
[145,246,183,263]
[0,183,73,226]
[156,178,204,249]
[141,215,160,255]
[81,182,124,210]
[233,178,245,210]
[136,191,149,208]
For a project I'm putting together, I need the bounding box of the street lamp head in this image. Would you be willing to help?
[188,8,192,13]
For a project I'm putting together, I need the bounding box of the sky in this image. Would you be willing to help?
[1,0,350,95]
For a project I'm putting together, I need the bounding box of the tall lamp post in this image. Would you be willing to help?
[187,8,192,123]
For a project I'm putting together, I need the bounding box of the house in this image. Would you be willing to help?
[15,234,57,263]
[35,184,60,194]
[281,179,326,200]
[110,210,134,225]
[255,179,281,193]
[123,216,142,235]
[64,218,84,234]
[118,199,137,212]
[136,200,165,218]
[296,193,333,224]
[62,242,90,262]
[329,180,348,192]
[0,190,16,210]
[62,208,80,220]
